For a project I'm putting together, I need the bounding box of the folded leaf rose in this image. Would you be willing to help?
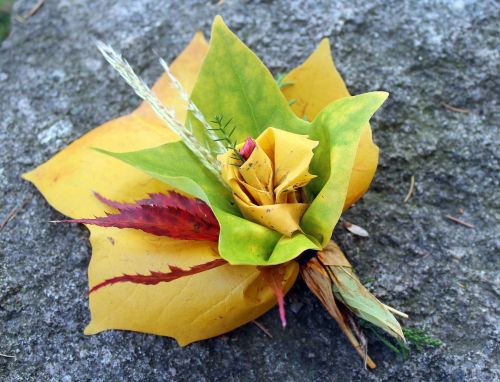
[22,15,407,361]
[219,128,318,236]
[98,17,388,266]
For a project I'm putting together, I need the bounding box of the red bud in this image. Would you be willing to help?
[239,137,256,160]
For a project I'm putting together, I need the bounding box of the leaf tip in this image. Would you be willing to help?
[318,38,331,52]
[20,171,33,181]
[374,90,390,102]
[91,147,111,155]
[193,30,207,44]
[352,91,390,112]
[280,311,287,328]
[91,147,123,161]
[213,14,226,30]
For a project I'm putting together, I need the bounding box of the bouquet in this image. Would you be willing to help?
[24,16,413,368]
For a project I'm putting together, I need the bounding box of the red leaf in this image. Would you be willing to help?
[93,192,136,211]
[60,192,220,241]
[137,192,217,225]
[89,258,227,294]
[258,265,287,327]
[95,191,218,226]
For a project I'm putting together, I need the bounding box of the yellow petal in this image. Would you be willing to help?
[233,196,309,237]
[23,33,299,344]
[282,39,379,209]
[239,144,274,204]
[267,128,317,203]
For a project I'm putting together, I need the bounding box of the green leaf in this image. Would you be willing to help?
[96,143,319,265]
[319,242,404,341]
[95,142,235,213]
[186,16,307,151]
[302,92,389,246]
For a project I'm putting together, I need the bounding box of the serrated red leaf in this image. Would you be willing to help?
[258,265,287,328]
[92,192,136,211]
[89,258,227,294]
[94,191,218,226]
[138,192,218,226]
[61,192,220,241]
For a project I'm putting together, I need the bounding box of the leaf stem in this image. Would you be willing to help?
[157,55,226,155]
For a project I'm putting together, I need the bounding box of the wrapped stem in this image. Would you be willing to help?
[317,241,405,341]
[300,256,376,369]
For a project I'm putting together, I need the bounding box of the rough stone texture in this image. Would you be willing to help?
[1,0,498,381]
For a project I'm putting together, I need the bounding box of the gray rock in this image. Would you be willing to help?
[1,0,498,381]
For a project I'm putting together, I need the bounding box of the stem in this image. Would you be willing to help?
[383,304,409,319]
[96,41,226,186]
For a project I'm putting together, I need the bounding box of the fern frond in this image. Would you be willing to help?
[210,115,245,163]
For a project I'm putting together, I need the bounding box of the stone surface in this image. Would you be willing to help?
[1,0,498,381]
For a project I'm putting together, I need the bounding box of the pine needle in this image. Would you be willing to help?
[441,102,470,114]
[444,214,474,228]
[252,320,273,338]
[403,175,415,203]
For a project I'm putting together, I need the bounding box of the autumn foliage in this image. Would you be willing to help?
[62,191,220,242]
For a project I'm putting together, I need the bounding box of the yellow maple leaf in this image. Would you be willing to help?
[23,33,298,345]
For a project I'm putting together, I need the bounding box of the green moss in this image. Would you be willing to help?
[362,321,443,359]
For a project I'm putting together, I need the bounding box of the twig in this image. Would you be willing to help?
[16,0,45,22]
[26,0,45,18]
[383,304,409,319]
[157,55,226,155]
[275,72,293,89]
[403,175,415,203]
[346,313,369,369]
[252,320,273,338]
[441,102,470,114]
[0,198,30,231]
[209,115,244,163]
[0,352,15,359]
[444,215,474,228]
